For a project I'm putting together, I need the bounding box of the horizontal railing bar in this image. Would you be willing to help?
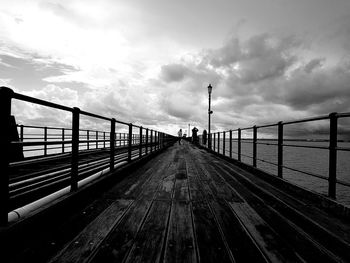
[337,179,350,187]
[256,157,278,167]
[336,112,350,118]
[283,114,329,125]
[79,110,111,121]
[336,146,350,152]
[256,142,278,146]
[282,143,329,150]
[13,92,73,112]
[282,165,328,181]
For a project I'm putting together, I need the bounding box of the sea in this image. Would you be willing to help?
[205,139,350,207]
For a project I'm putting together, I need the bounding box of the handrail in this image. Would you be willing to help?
[0,86,177,225]
[202,111,350,202]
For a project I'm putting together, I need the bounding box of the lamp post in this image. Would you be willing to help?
[208,84,213,149]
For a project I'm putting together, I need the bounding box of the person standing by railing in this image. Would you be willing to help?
[192,127,198,145]
[178,129,182,145]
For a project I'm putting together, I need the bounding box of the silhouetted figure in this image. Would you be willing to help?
[202,129,207,145]
[192,127,198,145]
[178,129,182,145]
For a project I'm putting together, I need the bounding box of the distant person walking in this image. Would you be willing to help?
[178,129,182,145]
[192,127,198,145]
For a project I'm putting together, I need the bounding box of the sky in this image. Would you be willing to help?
[1,0,350,136]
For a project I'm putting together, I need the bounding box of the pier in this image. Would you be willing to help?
[1,87,350,262]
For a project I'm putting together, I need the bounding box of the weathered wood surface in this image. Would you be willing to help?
[5,141,350,262]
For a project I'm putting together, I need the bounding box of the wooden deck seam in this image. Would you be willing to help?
[186,153,236,263]
[185,157,200,263]
[208,159,350,259]
[206,156,343,262]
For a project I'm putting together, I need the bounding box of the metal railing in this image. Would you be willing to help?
[0,86,176,224]
[200,112,350,201]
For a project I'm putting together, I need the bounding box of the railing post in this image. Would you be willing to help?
[71,107,80,191]
[253,126,257,167]
[96,131,98,149]
[213,133,216,152]
[139,126,143,158]
[328,113,338,199]
[218,132,220,154]
[223,131,226,156]
[150,130,153,153]
[0,87,14,225]
[229,130,232,158]
[157,131,160,150]
[238,128,241,162]
[110,118,116,171]
[103,132,106,148]
[128,124,132,162]
[87,130,89,150]
[44,126,47,156]
[161,133,164,148]
[20,124,24,142]
[277,122,283,178]
[145,128,149,154]
[62,128,65,153]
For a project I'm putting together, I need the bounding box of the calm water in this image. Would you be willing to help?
[208,139,350,206]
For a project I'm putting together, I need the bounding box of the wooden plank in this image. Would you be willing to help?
[49,199,132,263]
[156,162,177,200]
[174,176,189,201]
[229,202,302,263]
[164,201,197,263]
[89,198,152,263]
[125,200,171,263]
[209,199,268,263]
[187,170,206,201]
[191,200,232,263]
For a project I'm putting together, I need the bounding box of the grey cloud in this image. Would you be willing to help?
[160,64,189,82]
[157,31,350,133]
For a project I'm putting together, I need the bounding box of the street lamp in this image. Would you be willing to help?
[208,84,213,149]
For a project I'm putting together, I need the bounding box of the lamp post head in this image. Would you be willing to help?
[208,84,212,95]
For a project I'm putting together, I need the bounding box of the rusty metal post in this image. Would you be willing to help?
[277,122,283,178]
[253,126,257,167]
[328,113,338,199]
[71,107,80,191]
[238,128,241,162]
[0,87,13,225]
[110,118,116,171]
[128,124,132,162]
[229,130,232,158]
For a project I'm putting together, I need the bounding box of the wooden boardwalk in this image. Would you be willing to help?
[3,141,350,262]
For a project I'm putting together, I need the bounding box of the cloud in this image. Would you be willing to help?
[156,31,350,134]
[160,64,189,82]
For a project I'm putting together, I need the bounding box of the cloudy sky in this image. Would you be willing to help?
[1,0,350,135]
